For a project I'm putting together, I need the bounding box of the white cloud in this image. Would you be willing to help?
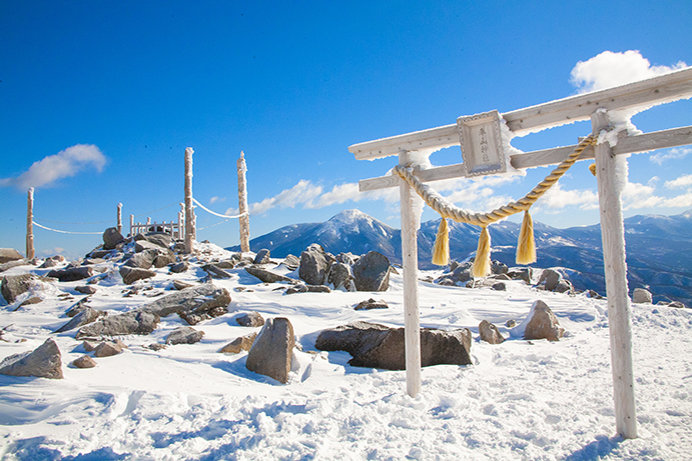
[650,147,692,165]
[209,196,225,204]
[665,174,692,189]
[247,180,323,215]
[570,50,686,93]
[0,144,106,190]
[538,183,599,210]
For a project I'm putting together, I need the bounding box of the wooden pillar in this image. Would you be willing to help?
[178,211,184,239]
[26,188,34,259]
[399,151,422,397]
[184,147,195,253]
[117,203,123,233]
[179,202,185,239]
[129,214,134,237]
[592,110,638,439]
[237,151,251,253]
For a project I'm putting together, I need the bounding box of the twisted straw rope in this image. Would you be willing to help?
[392,135,597,227]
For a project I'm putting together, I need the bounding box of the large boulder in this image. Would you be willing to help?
[328,262,356,291]
[352,251,391,292]
[283,254,300,271]
[46,266,95,282]
[236,311,265,327]
[143,233,172,249]
[142,283,231,325]
[246,317,295,384]
[633,288,653,304]
[54,307,103,333]
[0,338,63,379]
[479,320,505,344]
[538,269,561,291]
[245,266,293,284]
[1,274,36,303]
[202,264,232,279]
[316,321,472,370]
[299,244,331,286]
[102,227,125,250]
[135,240,164,253]
[76,310,160,338]
[523,300,564,341]
[0,260,28,273]
[119,266,156,285]
[253,249,271,265]
[165,326,204,345]
[94,341,123,357]
[71,355,96,369]
[124,250,159,269]
[0,248,23,264]
[169,262,188,274]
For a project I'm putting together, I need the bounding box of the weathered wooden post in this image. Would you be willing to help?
[399,152,422,397]
[129,214,134,237]
[184,147,195,253]
[179,202,185,240]
[237,151,250,253]
[26,188,35,259]
[117,203,123,233]
[592,110,638,439]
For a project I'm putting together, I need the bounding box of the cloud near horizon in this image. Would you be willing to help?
[570,50,687,93]
[0,144,106,190]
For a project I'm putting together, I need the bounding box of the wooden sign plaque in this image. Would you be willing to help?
[457,110,507,177]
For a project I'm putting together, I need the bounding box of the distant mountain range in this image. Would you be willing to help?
[228,209,692,305]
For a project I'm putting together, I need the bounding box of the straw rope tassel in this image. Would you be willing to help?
[431,218,450,266]
[515,210,536,264]
[472,226,491,277]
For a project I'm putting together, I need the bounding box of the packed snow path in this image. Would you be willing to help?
[0,244,690,460]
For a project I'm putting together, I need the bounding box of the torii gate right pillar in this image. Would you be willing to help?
[592,110,638,439]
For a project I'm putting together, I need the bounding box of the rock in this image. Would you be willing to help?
[76,310,160,338]
[1,260,28,273]
[668,301,686,309]
[147,343,167,351]
[554,280,573,294]
[337,252,357,266]
[165,326,204,345]
[491,261,508,275]
[523,300,564,341]
[299,244,331,285]
[283,254,300,270]
[202,264,232,279]
[253,249,271,264]
[142,283,231,325]
[93,341,123,357]
[72,355,96,368]
[246,317,295,383]
[143,233,172,249]
[507,268,532,284]
[1,274,36,303]
[285,284,309,295]
[451,266,472,283]
[46,266,95,282]
[54,306,103,333]
[633,288,653,304]
[479,320,505,344]
[81,258,106,266]
[88,250,112,259]
[172,280,195,290]
[102,227,125,250]
[75,285,98,295]
[215,260,235,269]
[219,332,257,354]
[0,248,23,264]
[491,282,506,291]
[352,251,391,292]
[124,250,159,269]
[538,269,561,291]
[39,258,59,269]
[245,266,293,284]
[153,253,176,268]
[82,340,99,352]
[135,240,163,253]
[328,262,356,291]
[169,262,188,273]
[66,297,91,317]
[585,289,603,299]
[354,298,388,310]
[316,322,472,370]
[505,319,517,328]
[0,338,63,379]
[19,296,42,307]
[306,285,331,293]
[119,266,156,285]
[237,312,265,327]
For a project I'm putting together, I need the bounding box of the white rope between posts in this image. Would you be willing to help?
[32,221,102,235]
[192,197,248,219]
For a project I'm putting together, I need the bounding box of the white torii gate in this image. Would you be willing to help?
[349,67,692,439]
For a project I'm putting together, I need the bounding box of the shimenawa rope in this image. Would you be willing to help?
[392,134,597,277]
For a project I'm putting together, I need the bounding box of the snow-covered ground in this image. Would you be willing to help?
[1,243,690,460]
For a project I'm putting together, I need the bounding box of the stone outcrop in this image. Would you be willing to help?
[119,266,156,285]
[236,312,265,327]
[47,266,95,282]
[0,248,23,264]
[328,262,356,291]
[219,332,257,354]
[253,249,271,265]
[102,227,125,250]
[76,310,160,338]
[633,288,653,304]
[316,321,472,370]
[246,317,295,384]
[245,266,293,284]
[0,338,63,379]
[169,262,188,273]
[165,326,204,345]
[54,307,103,333]
[142,283,231,325]
[1,274,36,303]
[523,300,564,341]
[283,254,300,271]
[299,244,331,285]
[479,320,505,344]
[202,264,232,279]
[352,251,390,292]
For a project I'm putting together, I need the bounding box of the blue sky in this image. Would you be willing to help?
[1,1,691,259]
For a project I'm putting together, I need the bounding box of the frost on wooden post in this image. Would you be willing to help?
[457,110,507,177]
